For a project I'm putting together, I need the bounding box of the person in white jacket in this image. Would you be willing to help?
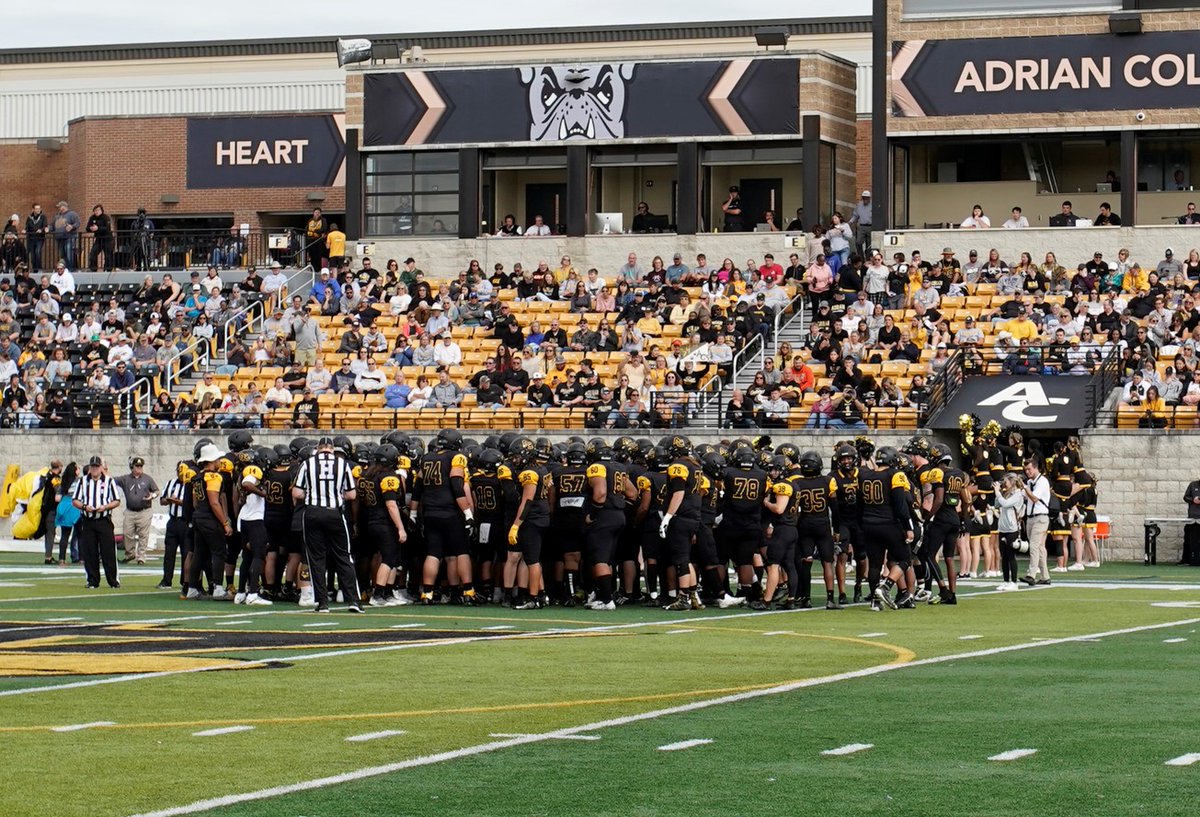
[994,473,1027,591]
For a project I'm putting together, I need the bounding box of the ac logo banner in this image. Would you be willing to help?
[892,31,1200,117]
[187,115,346,189]
[929,376,1090,429]
[363,58,799,147]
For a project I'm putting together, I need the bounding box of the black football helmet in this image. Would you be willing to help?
[701,452,725,479]
[509,437,537,466]
[272,443,292,465]
[477,448,503,473]
[435,428,464,451]
[835,444,858,471]
[930,443,954,466]
[227,429,255,453]
[373,443,400,466]
[901,435,931,458]
[666,435,692,459]
[775,443,800,464]
[565,442,588,466]
[731,446,757,469]
[799,449,823,476]
[875,446,900,468]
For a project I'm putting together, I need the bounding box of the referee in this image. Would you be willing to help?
[292,436,361,613]
[71,455,122,589]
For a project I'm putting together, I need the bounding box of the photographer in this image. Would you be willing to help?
[827,385,869,429]
[994,473,1026,591]
[131,208,156,271]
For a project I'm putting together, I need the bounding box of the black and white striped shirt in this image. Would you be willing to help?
[163,477,186,520]
[294,451,354,510]
[70,474,120,519]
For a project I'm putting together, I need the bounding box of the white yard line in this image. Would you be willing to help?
[958,635,984,640]
[821,743,873,756]
[345,730,407,743]
[988,749,1038,761]
[657,739,712,752]
[193,726,254,737]
[857,632,887,638]
[1165,753,1200,766]
[480,625,514,631]
[389,623,427,629]
[123,615,1200,817]
[1163,638,1188,643]
[52,721,116,732]
[491,733,600,741]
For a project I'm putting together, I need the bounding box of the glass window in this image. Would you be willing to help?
[364,150,460,236]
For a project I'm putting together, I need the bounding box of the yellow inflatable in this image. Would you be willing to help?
[8,468,50,540]
[0,464,20,517]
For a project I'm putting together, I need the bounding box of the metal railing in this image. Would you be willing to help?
[18,227,298,273]
[221,264,316,362]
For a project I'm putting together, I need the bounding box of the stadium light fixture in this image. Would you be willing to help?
[754,28,789,49]
[336,38,373,67]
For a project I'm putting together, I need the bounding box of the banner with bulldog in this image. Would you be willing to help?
[362,58,799,147]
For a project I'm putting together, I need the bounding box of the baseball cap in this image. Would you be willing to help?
[404,257,416,264]
[1166,248,1175,256]
[87,455,104,467]
[63,313,73,321]
[861,190,871,197]
[192,284,201,291]
[532,371,544,379]
[130,456,144,467]
[942,247,954,254]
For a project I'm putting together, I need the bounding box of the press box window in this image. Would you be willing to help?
[364,151,460,236]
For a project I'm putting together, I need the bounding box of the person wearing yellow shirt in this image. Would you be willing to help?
[908,317,927,349]
[1122,263,1148,294]
[635,309,663,337]
[1003,311,1039,343]
[1140,385,1168,428]
[554,255,576,285]
[325,222,346,272]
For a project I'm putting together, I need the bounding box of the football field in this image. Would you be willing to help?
[1,555,1198,817]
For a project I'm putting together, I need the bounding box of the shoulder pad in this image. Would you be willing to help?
[636,475,651,491]
[451,454,468,470]
[586,463,607,479]
[772,481,794,496]
[497,465,512,480]
[892,471,911,491]
[518,469,539,486]
[667,463,689,480]
[203,471,223,489]
[381,476,401,492]
[241,465,263,482]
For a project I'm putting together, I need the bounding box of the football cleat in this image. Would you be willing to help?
[664,596,691,611]
[244,593,272,606]
[717,594,744,609]
[585,600,616,611]
[211,585,230,601]
[185,588,201,600]
[368,596,390,607]
[234,592,247,605]
[913,588,932,603]
[875,586,898,610]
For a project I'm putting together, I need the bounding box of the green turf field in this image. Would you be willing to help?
[1,554,1198,817]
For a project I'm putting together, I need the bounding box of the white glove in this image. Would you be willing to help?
[714,514,724,527]
[463,508,474,522]
[659,512,673,539]
[409,508,419,523]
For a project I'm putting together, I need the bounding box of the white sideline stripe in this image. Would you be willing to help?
[218,620,253,626]
[0,587,1124,699]
[45,617,83,622]
[989,748,1038,761]
[193,726,254,737]
[1165,753,1200,766]
[858,632,887,638]
[664,629,696,635]
[821,742,873,756]
[491,733,601,741]
[1163,638,1188,643]
[123,616,1200,817]
[345,730,407,743]
[958,635,983,640]
[657,739,712,752]
[52,721,115,732]
[480,625,514,630]
[0,589,164,604]
[389,623,426,629]
[303,622,339,628]
[762,631,794,636]
[0,582,34,587]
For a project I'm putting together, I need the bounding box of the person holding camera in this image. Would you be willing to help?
[827,386,868,429]
[1020,458,1052,586]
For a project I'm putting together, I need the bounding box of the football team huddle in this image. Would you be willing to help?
[164,425,1098,614]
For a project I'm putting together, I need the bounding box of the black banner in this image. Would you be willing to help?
[363,59,799,147]
[892,31,1200,117]
[186,115,345,189]
[928,376,1092,429]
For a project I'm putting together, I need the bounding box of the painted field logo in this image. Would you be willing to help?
[977,382,1069,424]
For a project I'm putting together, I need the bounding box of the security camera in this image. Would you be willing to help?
[1135,111,1147,122]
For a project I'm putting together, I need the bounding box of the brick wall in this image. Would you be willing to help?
[64,116,345,229]
[0,143,69,227]
[855,118,871,197]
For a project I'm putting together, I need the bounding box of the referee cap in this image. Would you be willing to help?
[87,455,104,468]
[196,444,225,464]
[316,436,336,449]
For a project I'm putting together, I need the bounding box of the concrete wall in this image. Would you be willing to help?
[875,225,1200,269]
[359,232,812,279]
[7,427,1181,563]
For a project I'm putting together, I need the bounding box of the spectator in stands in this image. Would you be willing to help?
[303,358,330,395]
[1157,248,1184,278]
[1049,200,1078,227]
[1139,385,1168,428]
[384,370,411,409]
[289,388,318,429]
[191,371,220,405]
[474,375,506,408]
[617,252,644,284]
[322,358,352,395]
[107,360,134,392]
[433,334,462,367]
[804,254,834,314]
[1094,202,1121,226]
[431,367,463,407]
[1005,338,1042,375]
[906,374,930,408]
[523,370,554,408]
[277,360,305,393]
[455,292,488,326]
[499,356,530,399]
[265,377,293,409]
[425,303,450,337]
[405,374,432,410]
[756,385,789,428]
[290,309,323,368]
[216,388,246,428]
[526,214,551,236]
[43,347,71,386]
[912,277,941,310]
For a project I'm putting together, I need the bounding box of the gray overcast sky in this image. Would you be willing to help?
[10,1,871,49]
